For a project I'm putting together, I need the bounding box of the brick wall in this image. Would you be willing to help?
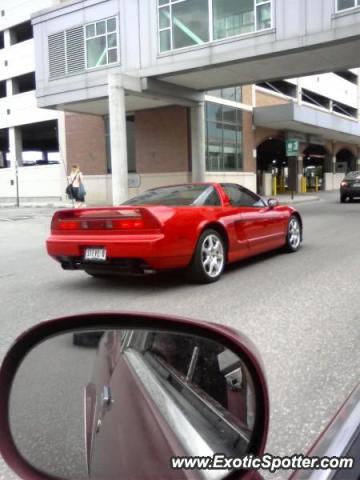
[65,113,107,175]
[135,106,189,174]
[242,85,253,106]
[256,90,290,107]
[255,127,284,148]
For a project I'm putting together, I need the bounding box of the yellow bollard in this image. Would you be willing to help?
[272,176,277,196]
[315,176,319,192]
[301,176,307,193]
[279,176,285,193]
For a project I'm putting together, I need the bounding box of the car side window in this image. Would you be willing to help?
[222,184,265,208]
[202,188,221,206]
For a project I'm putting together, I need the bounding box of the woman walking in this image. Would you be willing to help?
[68,164,86,208]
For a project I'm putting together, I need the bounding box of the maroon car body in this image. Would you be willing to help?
[0,313,359,480]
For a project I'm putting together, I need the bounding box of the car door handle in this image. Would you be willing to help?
[96,386,114,434]
[101,385,113,410]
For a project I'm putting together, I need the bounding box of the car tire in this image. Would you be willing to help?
[340,194,347,203]
[285,216,302,253]
[188,229,225,284]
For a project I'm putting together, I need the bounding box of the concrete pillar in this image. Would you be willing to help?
[332,154,336,174]
[6,79,12,96]
[297,78,302,105]
[324,153,333,173]
[8,127,22,205]
[357,71,360,122]
[57,113,68,202]
[4,29,11,48]
[8,127,22,168]
[0,152,5,168]
[108,74,128,205]
[191,102,206,182]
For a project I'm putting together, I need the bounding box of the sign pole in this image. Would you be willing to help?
[15,162,20,208]
[286,139,299,201]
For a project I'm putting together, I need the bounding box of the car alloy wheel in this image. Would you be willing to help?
[286,216,301,252]
[201,233,224,278]
[189,229,225,283]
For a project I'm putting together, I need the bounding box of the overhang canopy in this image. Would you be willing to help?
[253,103,360,145]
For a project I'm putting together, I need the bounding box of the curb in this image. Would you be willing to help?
[278,197,321,205]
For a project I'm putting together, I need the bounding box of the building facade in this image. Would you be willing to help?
[3,0,360,204]
[0,0,113,204]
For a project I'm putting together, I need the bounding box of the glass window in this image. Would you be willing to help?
[159,7,170,28]
[206,102,223,122]
[85,24,95,38]
[256,2,271,30]
[107,18,117,32]
[206,102,243,172]
[108,48,118,63]
[87,37,107,68]
[159,29,171,51]
[85,17,119,69]
[123,184,217,206]
[202,188,221,206]
[213,0,254,40]
[96,21,106,36]
[337,0,356,10]
[222,184,262,207]
[159,0,272,52]
[207,86,242,103]
[223,105,238,124]
[172,0,209,49]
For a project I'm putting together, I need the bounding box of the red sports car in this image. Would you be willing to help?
[46,183,303,283]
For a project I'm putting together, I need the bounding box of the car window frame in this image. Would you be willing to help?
[221,183,266,208]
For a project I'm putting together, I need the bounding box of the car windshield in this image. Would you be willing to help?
[345,171,360,179]
[122,184,219,206]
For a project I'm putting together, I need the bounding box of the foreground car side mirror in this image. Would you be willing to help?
[267,198,279,209]
[0,312,269,480]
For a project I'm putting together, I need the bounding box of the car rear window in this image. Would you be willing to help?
[123,185,220,206]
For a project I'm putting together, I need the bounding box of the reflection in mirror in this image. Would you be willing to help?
[267,198,279,208]
[10,329,256,480]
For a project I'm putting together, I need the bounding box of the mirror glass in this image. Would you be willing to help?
[268,198,279,208]
[9,328,257,480]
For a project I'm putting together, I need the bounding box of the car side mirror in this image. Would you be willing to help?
[267,198,279,209]
[0,313,269,480]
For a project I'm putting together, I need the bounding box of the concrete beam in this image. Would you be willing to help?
[142,78,204,107]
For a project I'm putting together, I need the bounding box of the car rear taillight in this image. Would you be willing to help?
[51,212,80,232]
[51,208,159,233]
[111,219,145,229]
[341,181,348,187]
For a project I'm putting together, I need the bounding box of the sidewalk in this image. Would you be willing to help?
[0,201,73,209]
[266,194,320,205]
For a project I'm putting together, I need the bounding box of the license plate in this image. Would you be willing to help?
[84,248,107,262]
[354,184,360,187]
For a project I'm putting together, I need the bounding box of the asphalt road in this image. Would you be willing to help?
[10,334,94,479]
[0,190,359,480]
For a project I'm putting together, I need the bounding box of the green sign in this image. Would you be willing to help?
[286,139,299,157]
